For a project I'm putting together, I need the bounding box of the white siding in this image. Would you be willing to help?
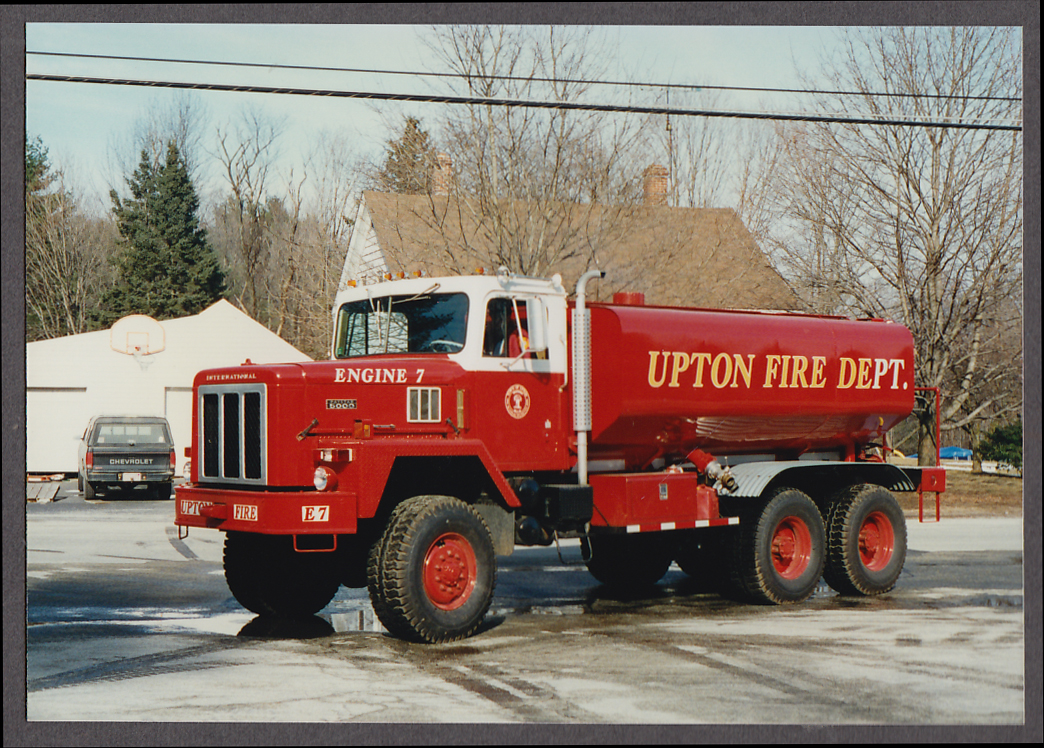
[339,199,388,290]
[164,387,193,477]
[26,300,311,474]
[26,388,89,473]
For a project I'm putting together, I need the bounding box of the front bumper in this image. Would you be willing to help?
[174,484,358,534]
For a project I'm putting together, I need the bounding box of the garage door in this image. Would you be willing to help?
[26,387,89,474]
[165,387,193,477]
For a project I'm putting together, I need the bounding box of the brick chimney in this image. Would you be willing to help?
[643,164,669,206]
[432,152,453,195]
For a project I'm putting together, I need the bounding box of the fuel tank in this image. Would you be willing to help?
[584,300,915,467]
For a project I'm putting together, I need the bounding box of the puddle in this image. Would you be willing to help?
[327,606,385,633]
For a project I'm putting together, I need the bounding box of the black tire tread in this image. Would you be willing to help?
[223,532,341,618]
[728,488,825,605]
[823,484,906,596]
[368,496,496,643]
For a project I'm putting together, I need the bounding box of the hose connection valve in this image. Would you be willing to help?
[687,448,738,493]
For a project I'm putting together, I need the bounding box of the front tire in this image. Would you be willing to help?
[730,488,825,604]
[368,496,496,643]
[824,484,906,596]
[223,532,341,618]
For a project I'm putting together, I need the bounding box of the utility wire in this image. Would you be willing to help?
[27,50,1024,104]
[25,73,1023,132]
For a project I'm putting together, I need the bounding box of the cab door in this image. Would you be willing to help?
[466,293,569,472]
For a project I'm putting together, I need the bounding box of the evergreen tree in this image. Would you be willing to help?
[377,117,436,194]
[98,142,225,324]
[980,420,1023,473]
[25,135,51,193]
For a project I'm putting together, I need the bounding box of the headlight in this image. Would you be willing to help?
[313,466,338,491]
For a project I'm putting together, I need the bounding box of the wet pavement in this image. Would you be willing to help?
[20,480,1033,738]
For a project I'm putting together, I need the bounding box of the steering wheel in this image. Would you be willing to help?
[423,339,464,353]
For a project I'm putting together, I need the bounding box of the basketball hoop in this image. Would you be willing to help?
[111,315,165,371]
[132,346,156,371]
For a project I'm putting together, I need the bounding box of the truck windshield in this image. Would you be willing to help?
[334,292,469,358]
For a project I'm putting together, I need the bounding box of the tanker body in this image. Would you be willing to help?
[175,269,944,644]
[585,301,915,468]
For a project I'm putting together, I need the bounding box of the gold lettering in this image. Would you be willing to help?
[779,355,791,388]
[811,356,827,388]
[872,358,890,389]
[838,358,856,389]
[710,352,732,388]
[347,369,361,383]
[690,352,712,387]
[764,355,782,388]
[669,351,691,387]
[889,359,906,389]
[648,351,669,388]
[856,358,873,389]
[334,368,346,383]
[790,355,809,388]
[732,354,755,388]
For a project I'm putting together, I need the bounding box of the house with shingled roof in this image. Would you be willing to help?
[339,158,801,312]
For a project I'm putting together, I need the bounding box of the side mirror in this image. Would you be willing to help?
[526,297,548,354]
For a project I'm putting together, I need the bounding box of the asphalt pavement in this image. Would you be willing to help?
[17,480,1037,741]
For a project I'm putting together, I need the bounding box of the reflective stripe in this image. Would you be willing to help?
[623,516,740,533]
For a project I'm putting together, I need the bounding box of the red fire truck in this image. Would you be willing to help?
[175,269,944,643]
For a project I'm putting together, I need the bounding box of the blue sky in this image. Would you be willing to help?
[25,22,840,209]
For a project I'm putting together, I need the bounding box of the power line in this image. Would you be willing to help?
[25,73,1023,132]
[27,50,1024,104]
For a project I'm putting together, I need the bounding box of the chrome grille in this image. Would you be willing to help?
[199,384,266,484]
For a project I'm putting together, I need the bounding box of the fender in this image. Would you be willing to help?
[719,460,920,499]
[352,437,522,519]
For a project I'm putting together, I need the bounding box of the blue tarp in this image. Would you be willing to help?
[939,446,973,460]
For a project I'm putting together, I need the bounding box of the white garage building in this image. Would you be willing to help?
[26,300,312,476]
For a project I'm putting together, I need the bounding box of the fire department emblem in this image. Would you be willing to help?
[505,384,531,420]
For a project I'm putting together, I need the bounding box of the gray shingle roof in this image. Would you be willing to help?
[358,190,802,311]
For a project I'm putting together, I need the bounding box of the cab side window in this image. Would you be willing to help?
[483,298,529,358]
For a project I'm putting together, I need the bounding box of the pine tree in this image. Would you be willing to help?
[25,135,51,193]
[98,142,226,324]
[980,420,1023,473]
[377,117,436,194]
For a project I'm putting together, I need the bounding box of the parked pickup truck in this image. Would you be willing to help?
[78,416,176,500]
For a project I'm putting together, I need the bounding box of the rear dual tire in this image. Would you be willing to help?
[823,484,906,596]
[730,488,826,604]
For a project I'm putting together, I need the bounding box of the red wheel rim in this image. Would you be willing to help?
[771,516,812,579]
[858,510,895,571]
[423,532,478,611]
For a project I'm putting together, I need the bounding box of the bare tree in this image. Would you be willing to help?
[209,125,361,359]
[761,28,1023,464]
[211,107,286,320]
[653,85,736,209]
[107,92,211,191]
[25,137,114,339]
[407,25,655,279]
